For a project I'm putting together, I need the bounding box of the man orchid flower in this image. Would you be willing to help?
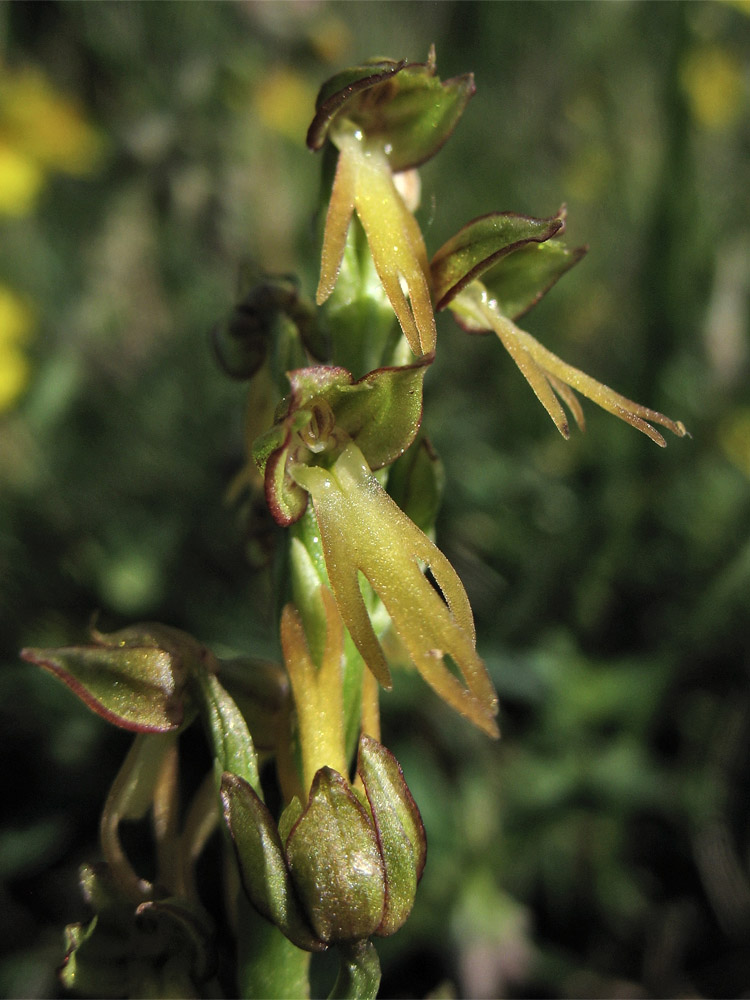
[432,209,688,445]
[307,50,475,359]
[292,441,500,739]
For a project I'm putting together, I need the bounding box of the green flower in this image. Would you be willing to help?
[307,50,474,358]
[253,359,429,526]
[292,440,499,738]
[432,209,688,445]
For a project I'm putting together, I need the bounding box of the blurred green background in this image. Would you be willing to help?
[1,1,749,997]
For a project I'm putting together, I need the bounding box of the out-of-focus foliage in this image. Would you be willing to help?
[1,2,749,997]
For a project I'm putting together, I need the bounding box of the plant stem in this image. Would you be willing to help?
[237,890,312,999]
[328,939,381,1000]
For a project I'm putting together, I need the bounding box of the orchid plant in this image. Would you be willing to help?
[21,48,686,999]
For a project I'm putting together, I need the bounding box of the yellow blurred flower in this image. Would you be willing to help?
[0,62,105,216]
[254,66,318,142]
[680,45,745,129]
[0,285,35,411]
[0,144,44,216]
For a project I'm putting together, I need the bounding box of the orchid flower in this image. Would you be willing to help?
[306,51,475,358]
[432,209,688,445]
[452,281,688,445]
[292,440,499,739]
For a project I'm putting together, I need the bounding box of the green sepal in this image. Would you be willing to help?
[357,736,426,937]
[386,434,444,535]
[285,767,386,944]
[256,359,431,527]
[323,359,430,468]
[278,795,304,846]
[220,772,324,952]
[307,51,475,172]
[192,671,261,796]
[261,422,311,527]
[20,623,206,733]
[306,60,406,151]
[431,208,587,317]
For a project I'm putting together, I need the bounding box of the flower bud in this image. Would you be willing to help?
[285,767,386,943]
[221,736,426,950]
[211,274,319,381]
[20,623,209,733]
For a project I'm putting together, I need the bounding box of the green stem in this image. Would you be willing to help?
[237,889,312,999]
[328,939,381,1000]
[180,769,219,902]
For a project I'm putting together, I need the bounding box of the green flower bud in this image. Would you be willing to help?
[221,736,426,950]
[211,273,320,381]
[285,766,386,943]
[20,623,209,733]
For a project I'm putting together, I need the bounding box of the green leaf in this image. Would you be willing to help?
[236,891,313,1000]
[431,209,587,317]
[220,773,323,953]
[285,767,385,944]
[357,736,426,936]
[307,52,474,172]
